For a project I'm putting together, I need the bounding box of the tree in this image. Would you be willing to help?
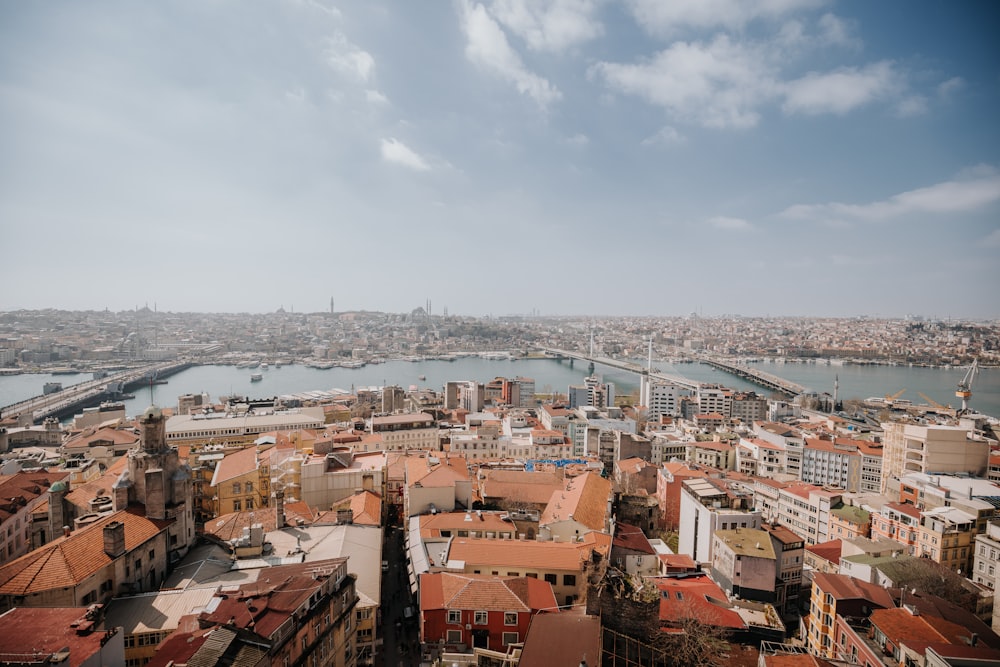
[889,557,979,611]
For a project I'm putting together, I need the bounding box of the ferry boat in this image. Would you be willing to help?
[250,373,263,382]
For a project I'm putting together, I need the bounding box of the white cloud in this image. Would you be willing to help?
[708,215,752,230]
[938,76,964,99]
[366,89,389,105]
[325,33,375,82]
[566,133,589,145]
[641,125,684,146]
[380,138,430,171]
[895,95,927,117]
[458,0,562,108]
[591,35,778,129]
[816,13,857,48]
[781,168,1000,223]
[489,0,603,52]
[625,0,824,34]
[782,61,899,115]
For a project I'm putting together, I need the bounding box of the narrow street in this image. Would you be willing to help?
[377,526,421,666]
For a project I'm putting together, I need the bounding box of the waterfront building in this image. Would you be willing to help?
[568,375,615,410]
[165,408,324,446]
[880,422,989,495]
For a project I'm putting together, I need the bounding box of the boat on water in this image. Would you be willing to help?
[250,373,263,382]
[261,363,269,370]
[418,374,426,381]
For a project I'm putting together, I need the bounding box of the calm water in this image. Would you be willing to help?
[1,358,996,419]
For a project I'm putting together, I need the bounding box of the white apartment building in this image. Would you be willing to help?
[973,522,1000,633]
[678,477,761,564]
[774,482,842,546]
[648,383,686,420]
[880,422,989,494]
[696,386,731,416]
[370,412,439,451]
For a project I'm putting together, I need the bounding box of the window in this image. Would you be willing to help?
[504,612,517,625]
[503,632,519,646]
[232,483,241,494]
[233,500,241,511]
[448,610,461,624]
[246,482,253,492]
[447,630,463,643]
[563,574,576,586]
[544,574,557,585]
[474,611,488,625]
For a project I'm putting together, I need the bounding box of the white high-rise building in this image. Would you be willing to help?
[649,382,686,420]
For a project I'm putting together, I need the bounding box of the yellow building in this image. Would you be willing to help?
[210,446,266,516]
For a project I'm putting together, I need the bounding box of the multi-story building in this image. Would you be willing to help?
[754,421,804,477]
[917,505,979,574]
[774,482,842,546]
[210,445,266,516]
[696,385,731,416]
[730,391,768,423]
[689,440,736,470]
[880,422,989,494]
[0,471,67,564]
[737,437,787,478]
[300,449,386,509]
[807,573,894,659]
[370,412,438,451]
[419,573,557,653]
[656,461,709,530]
[765,522,805,616]
[870,502,920,554]
[973,520,1000,593]
[711,527,777,604]
[165,408,325,446]
[678,477,760,564]
[828,505,871,541]
[0,606,125,667]
[648,382,686,420]
[568,376,615,410]
[801,437,883,493]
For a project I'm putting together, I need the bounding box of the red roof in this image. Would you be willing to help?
[653,575,746,630]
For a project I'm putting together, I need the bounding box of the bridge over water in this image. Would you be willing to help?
[1,361,193,423]
[540,348,805,397]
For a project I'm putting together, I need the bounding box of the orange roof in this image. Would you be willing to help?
[210,446,259,487]
[326,490,382,526]
[481,470,563,505]
[540,471,611,530]
[0,509,168,595]
[65,455,129,509]
[653,574,745,629]
[447,536,607,571]
[204,503,316,540]
[420,572,557,613]
[419,510,511,537]
[806,539,843,566]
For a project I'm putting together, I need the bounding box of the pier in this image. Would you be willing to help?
[1,361,194,423]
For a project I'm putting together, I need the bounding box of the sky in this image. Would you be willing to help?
[1,1,998,319]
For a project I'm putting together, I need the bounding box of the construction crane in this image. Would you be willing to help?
[884,388,907,407]
[917,392,949,411]
[955,359,979,414]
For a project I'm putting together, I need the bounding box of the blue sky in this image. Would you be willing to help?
[1,0,998,318]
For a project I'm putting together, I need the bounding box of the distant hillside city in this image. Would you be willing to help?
[0,308,998,666]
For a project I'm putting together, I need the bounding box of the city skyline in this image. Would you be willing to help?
[1,1,998,318]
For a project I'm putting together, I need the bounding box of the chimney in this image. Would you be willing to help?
[275,488,285,529]
[63,525,71,537]
[103,521,126,559]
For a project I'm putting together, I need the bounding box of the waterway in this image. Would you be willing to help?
[0,358,996,420]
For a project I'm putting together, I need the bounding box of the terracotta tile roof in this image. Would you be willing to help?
[63,426,140,450]
[0,472,68,523]
[806,540,843,565]
[0,509,169,595]
[210,446,259,487]
[420,572,557,612]
[419,510,511,537]
[406,454,471,488]
[870,607,970,649]
[811,572,894,608]
[447,536,606,571]
[325,490,382,526]
[0,606,115,667]
[613,523,656,555]
[65,455,128,509]
[654,574,746,629]
[518,612,601,667]
[204,503,316,541]
[540,471,611,530]
[481,470,563,505]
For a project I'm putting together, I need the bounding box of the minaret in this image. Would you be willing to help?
[833,374,839,413]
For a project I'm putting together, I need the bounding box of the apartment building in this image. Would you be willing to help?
[648,382,686,420]
[807,573,894,659]
[711,527,777,604]
[801,437,883,493]
[689,440,736,470]
[737,437,787,478]
[370,412,438,451]
[917,505,979,574]
[754,421,805,477]
[880,422,989,494]
[870,502,920,555]
[678,477,761,563]
[774,482,842,546]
